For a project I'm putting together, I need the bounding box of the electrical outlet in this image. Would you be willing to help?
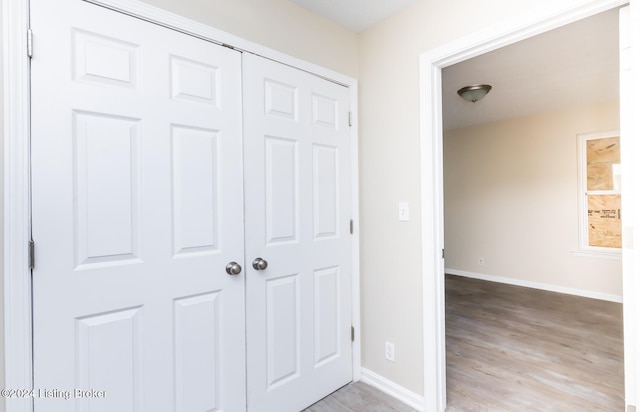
[479,257,485,266]
[385,341,395,362]
[398,202,409,222]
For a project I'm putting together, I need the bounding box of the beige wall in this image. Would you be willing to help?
[444,101,622,297]
[356,0,618,396]
[139,0,359,77]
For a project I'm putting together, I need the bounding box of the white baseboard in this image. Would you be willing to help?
[445,268,623,303]
[359,368,425,411]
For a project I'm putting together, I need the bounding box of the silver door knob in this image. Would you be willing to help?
[252,257,268,271]
[225,262,242,275]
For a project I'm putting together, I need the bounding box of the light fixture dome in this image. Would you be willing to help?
[457,84,492,103]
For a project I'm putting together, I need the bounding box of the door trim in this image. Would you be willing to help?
[418,0,632,410]
[3,0,32,410]
[3,1,361,411]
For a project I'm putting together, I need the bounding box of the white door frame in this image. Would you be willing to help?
[419,0,638,410]
[3,1,361,411]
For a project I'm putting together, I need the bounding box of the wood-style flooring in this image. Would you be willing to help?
[303,381,417,411]
[307,274,624,411]
[445,274,624,411]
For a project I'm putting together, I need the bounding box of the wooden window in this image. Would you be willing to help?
[577,131,621,256]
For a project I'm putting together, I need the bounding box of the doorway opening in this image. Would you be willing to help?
[440,9,624,408]
[418,0,633,410]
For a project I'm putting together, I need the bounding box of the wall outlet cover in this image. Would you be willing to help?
[384,341,395,362]
[398,202,409,222]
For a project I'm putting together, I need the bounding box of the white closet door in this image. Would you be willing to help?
[243,53,353,412]
[31,1,246,411]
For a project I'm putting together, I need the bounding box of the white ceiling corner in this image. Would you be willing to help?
[289,0,418,32]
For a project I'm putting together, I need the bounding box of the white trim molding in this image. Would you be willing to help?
[446,268,623,303]
[619,3,640,408]
[360,368,425,411]
[419,0,631,410]
[349,90,362,381]
[570,249,621,259]
[3,0,33,410]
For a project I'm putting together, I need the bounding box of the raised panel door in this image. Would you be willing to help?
[30,1,245,410]
[243,53,353,412]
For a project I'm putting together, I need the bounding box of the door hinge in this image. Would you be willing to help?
[27,28,33,58]
[351,326,355,342]
[28,240,35,270]
[349,219,354,234]
[442,248,445,259]
[348,111,353,127]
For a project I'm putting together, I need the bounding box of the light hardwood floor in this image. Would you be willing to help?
[445,274,624,411]
[307,274,624,411]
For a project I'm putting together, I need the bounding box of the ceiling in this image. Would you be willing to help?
[442,8,620,131]
[290,1,620,133]
[289,0,418,33]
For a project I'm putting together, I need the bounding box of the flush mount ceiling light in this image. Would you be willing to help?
[457,84,492,103]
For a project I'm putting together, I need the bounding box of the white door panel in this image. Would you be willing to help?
[31,1,245,411]
[243,53,352,412]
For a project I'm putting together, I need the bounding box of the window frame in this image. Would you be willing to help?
[575,130,621,259]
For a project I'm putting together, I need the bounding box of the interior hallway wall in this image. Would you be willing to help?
[357,0,619,396]
[444,100,622,298]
